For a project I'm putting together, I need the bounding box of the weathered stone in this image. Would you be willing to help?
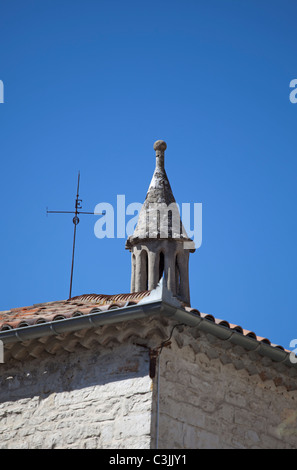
[126,141,194,305]
[0,317,297,449]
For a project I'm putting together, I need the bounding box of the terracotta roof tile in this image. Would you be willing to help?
[0,291,151,331]
[184,306,287,351]
[0,292,289,353]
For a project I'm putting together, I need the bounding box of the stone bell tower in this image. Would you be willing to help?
[125,140,195,306]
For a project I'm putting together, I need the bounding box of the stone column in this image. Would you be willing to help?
[131,252,136,292]
[135,250,142,292]
[165,248,176,296]
[148,250,158,290]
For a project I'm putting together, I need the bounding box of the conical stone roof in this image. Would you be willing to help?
[126,140,193,250]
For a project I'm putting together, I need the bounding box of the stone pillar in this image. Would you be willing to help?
[165,248,176,296]
[131,252,136,292]
[135,250,142,292]
[148,250,158,291]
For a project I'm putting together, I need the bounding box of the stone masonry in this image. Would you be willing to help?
[0,341,153,449]
[155,326,297,449]
[0,316,297,449]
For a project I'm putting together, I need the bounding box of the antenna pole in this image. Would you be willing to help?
[69,219,77,299]
[46,171,104,299]
[69,171,81,299]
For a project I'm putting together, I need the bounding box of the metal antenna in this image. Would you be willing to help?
[47,171,104,299]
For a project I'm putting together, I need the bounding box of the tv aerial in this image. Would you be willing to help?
[47,171,104,299]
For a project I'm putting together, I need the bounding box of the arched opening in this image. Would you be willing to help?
[141,250,148,291]
[175,254,181,296]
[159,251,165,281]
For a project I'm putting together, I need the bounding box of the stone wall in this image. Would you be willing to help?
[1,316,297,449]
[0,341,153,449]
[155,326,297,449]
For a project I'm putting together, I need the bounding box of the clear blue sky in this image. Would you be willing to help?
[0,0,296,350]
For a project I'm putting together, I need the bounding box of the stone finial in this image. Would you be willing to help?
[153,140,167,152]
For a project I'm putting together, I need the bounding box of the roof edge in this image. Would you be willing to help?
[0,296,296,370]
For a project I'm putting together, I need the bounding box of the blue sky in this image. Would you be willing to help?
[0,0,296,350]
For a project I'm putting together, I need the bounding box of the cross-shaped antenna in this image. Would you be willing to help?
[47,171,104,299]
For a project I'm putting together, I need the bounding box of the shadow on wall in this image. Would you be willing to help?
[0,341,150,403]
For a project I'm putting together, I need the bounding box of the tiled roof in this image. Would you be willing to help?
[0,291,288,352]
[183,307,287,351]
[0,291,151,331]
